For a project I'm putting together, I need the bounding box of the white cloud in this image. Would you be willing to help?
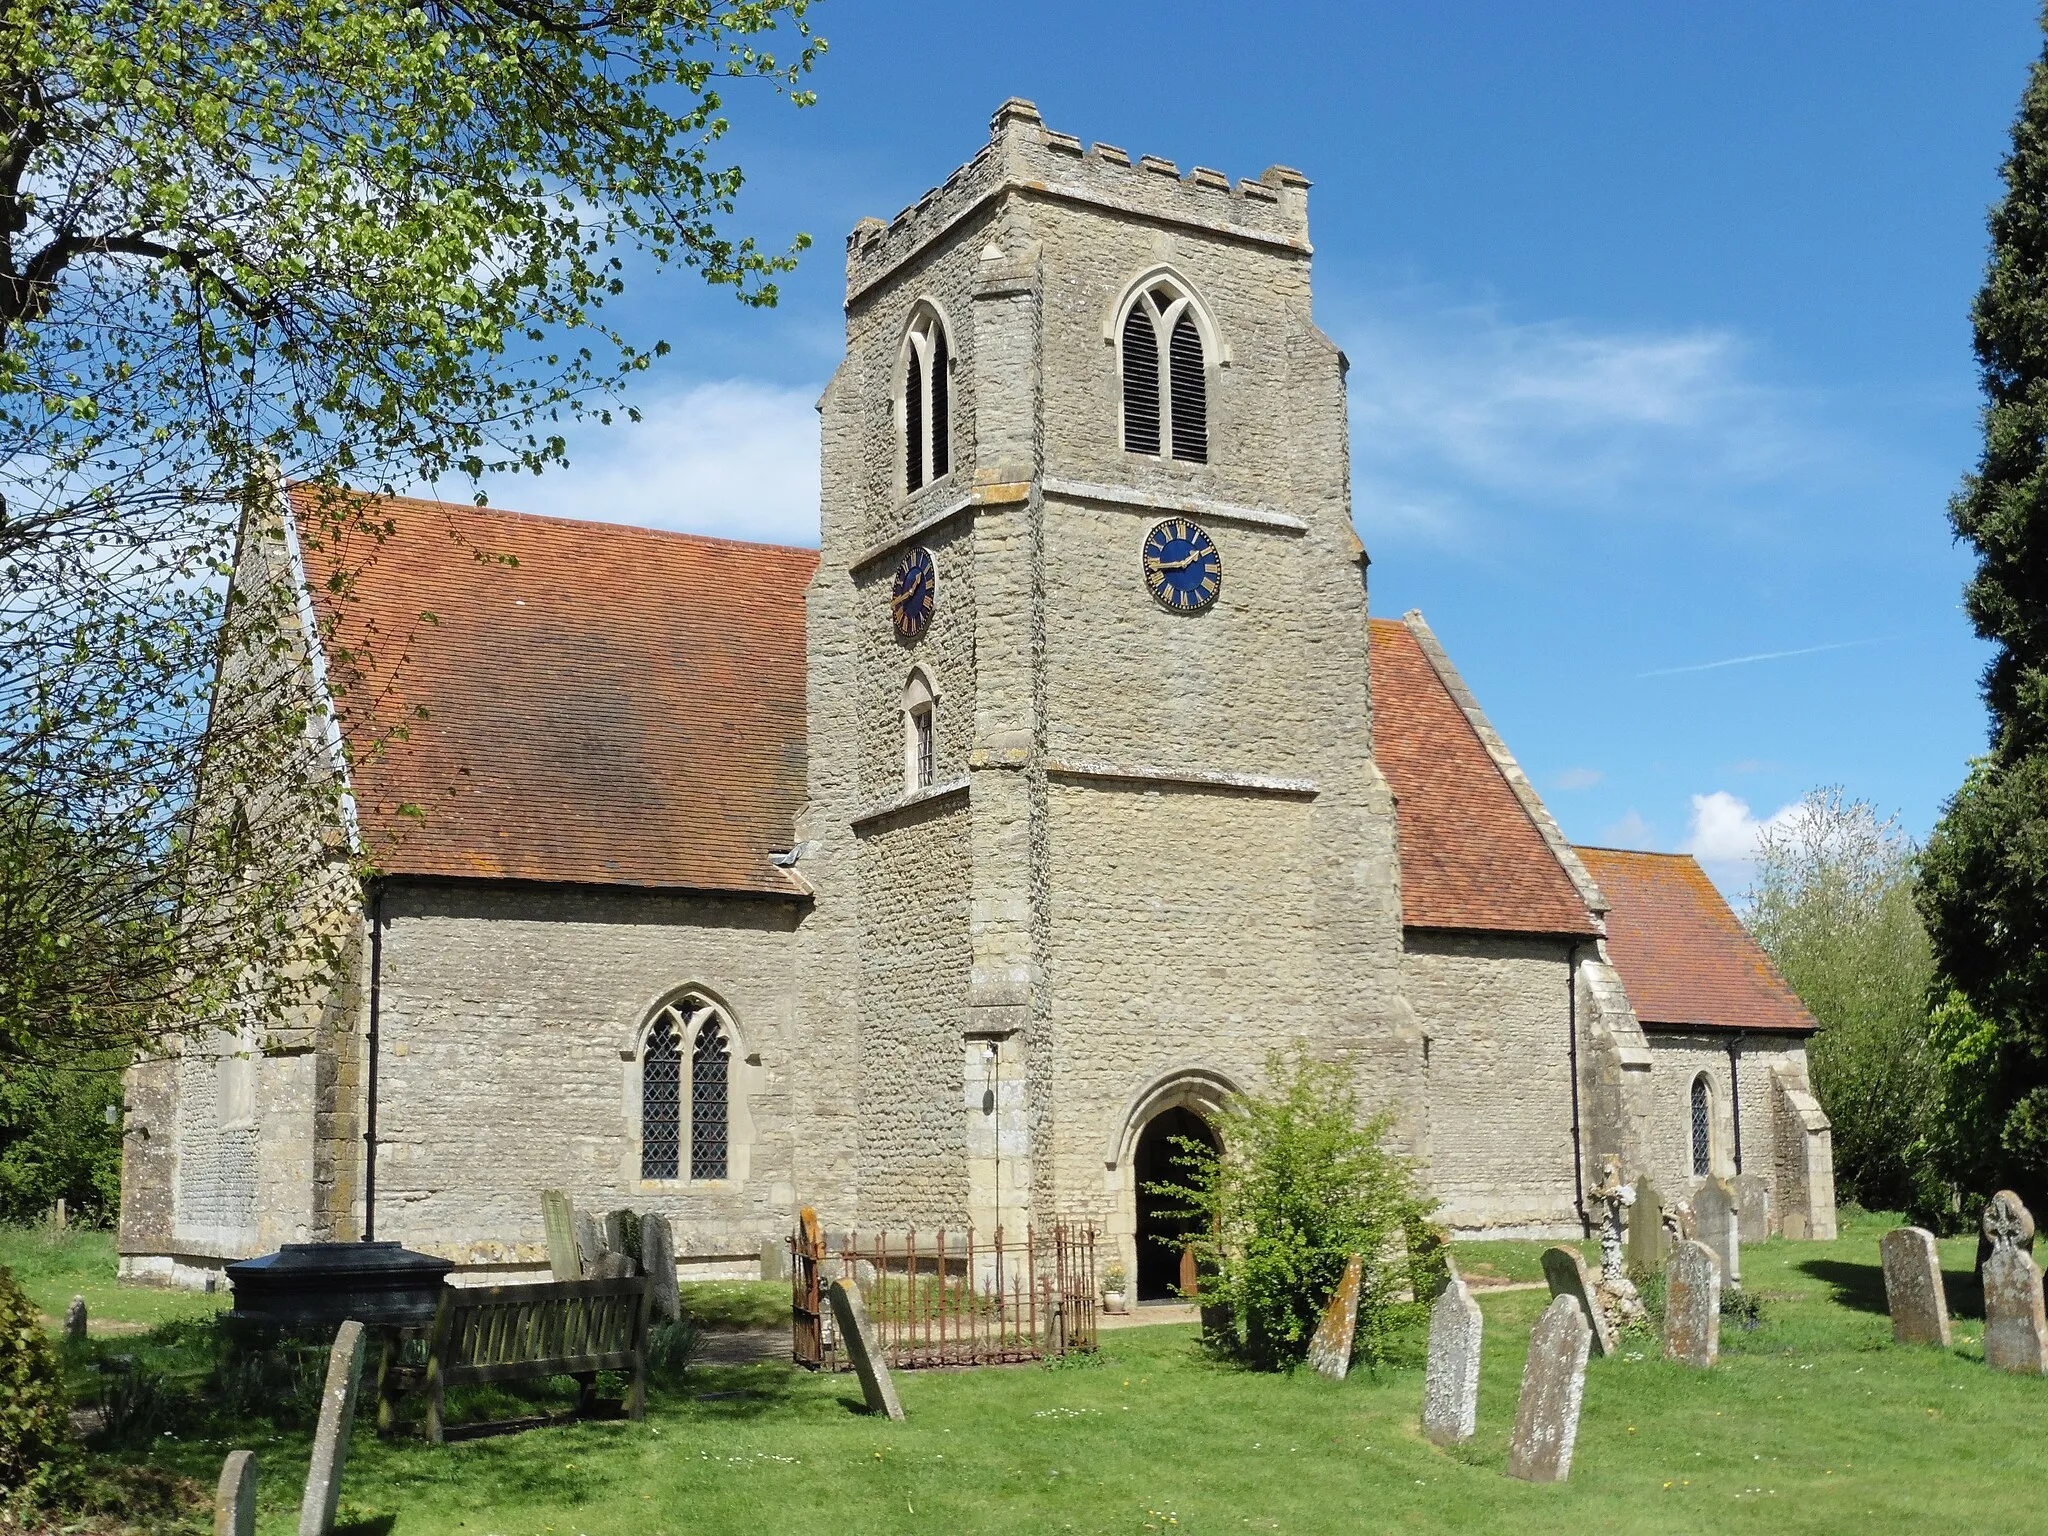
[1682,789,1798,865]
[1553,766,1604,791]
[1599,810,1656,850]
[1336,298,1830,549]
[474,378,823,547]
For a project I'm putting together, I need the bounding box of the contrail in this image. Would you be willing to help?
[1636,637,1882,679]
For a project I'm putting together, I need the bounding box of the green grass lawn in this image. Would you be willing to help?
[11,1212,2047,1534]
[0,1225,226,1333]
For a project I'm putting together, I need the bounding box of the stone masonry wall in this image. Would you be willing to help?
[368,881,802,1269]
[1643,1031,1810,1231]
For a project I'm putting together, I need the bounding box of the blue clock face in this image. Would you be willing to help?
[1142,519,1222,612]
[891,546,935,641]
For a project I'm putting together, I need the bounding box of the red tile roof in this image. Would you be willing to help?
[1368,619,1598,937]
[1574,847,1817,1034]
[292,488,816,895]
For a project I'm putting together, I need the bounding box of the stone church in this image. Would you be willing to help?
[119,101,1836,1295]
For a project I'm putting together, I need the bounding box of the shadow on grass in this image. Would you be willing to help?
[335,1517,397,1536]
[1793,1257,1985,1320]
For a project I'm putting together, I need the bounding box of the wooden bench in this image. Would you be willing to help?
[384,1276,649,1443]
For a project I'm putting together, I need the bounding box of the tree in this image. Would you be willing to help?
[1147,1047,1436,1371]
[0,3,823,1069]
[1920,8,2048,1218]
[1748,789,1938,1214]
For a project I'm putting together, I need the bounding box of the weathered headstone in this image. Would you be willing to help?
[588,1250,636,1280]
[1983,1242,2048,1375]
[1505,1295,1591,1484]
[1981,1189,2037,1269]
[1626,1175,1668,1272]
[214,1449,257,1536]
[824,1277,903,1421]
[1540,1246,1614,1357]
[1878,1226,1950,1347]
[1661,1239,1721,1369]
[761,1235,790,1283]
[1732,1174,1772,1246]
[574,1209,607,1273]
[602,1209,634,1266]
[639,1212,679,1324]
[541,1189,582,1280]
[297,1320,366,1536]
[1421,1275,1482,1446]
[63,1295,87,1342]
[1306,1254,1363,1381]
[1692,1177,1741,1287]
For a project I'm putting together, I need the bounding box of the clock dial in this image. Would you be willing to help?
[891,545,936,641]
[1141,518,1222,613]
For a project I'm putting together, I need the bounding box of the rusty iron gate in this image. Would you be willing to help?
[790,1221,1098,1370]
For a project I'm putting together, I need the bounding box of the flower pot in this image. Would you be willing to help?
[1102,1289,1128,1315]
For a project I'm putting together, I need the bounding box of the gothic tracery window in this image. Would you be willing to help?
[903,307,950,494]
[1690,1074,1712,1177]
[1121,278,1209,463]
[691,1019,730,1180]
[641,1013,681,1180]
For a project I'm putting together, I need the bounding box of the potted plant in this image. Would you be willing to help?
[1101,1262,1129,1315]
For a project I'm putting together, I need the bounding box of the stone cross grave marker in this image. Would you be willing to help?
[1878,1227,1950,1347]
[1306,1254,1363,1381]
[542,1189,582,1280]
[1982,1191,2047,1375]
[640,1212,679,1324]
[1626,1175,1668,1272]
[1540,1246,1613,1357]
[1662,1239,1721,1369]
[1505,1294,1592,1484]
[1733,1174,1772,1246]
[298,1320,366,1536]
[64,1295,87,1342]
[1421,1274,1483,1446]
[214,1449,257,1536]
[825,1277,904,1421]
[1692,1178,1741,1288]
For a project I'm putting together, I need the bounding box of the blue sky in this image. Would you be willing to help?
[479,2,2040,895]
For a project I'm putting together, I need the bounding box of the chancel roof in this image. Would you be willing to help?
[1368,618,1600,938]
[1574,847,1817,1035]
[292,488,816,896]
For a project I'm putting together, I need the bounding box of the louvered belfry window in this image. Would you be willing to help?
[1121,280,1208,462]
[641,1014,681,1180]
[903,307,949,494]
[1121,305,1161,454]
[691,1020,731,1180]
[1690,1076,1711,1177]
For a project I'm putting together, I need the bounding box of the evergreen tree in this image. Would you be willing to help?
[1919,12,2048,1217]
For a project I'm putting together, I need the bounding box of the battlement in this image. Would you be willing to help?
[844,98,1311,305]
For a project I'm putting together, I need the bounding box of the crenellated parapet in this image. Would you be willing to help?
[844,98,1311,306]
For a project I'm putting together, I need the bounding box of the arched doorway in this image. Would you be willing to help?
[1133,1106,1219,1302]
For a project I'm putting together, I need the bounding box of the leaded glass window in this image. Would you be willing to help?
[1690,1075,1711,1177]
[691,1022,730,1180]
[641,1014,681,1180]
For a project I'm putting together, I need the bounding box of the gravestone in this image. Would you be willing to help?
[297,1320,366,1536]
[825,1277,904,1421]
[1983,1245,2048,1375]
[1979,1188,2038,1274]
[588,1250,636,1280]
[1540,1246,1613,1357]
[1626,1176,1668,1272]
[761,1236,790,1283]
[541,1189,582,1280]
[574,1210,607,1274]
[1733,1174,1772,1246]
[1421,1275,1483,1446]
[1661,1239,1721,1369]
[639,1212,679,1323]
[64,1295,87,1342]
[214,1449,257,1536]
[1505,1295,1591,1483]
[1878,1227,1950,1347]
[603,1209,635,1266]
[1306,1254,1363,1380]
[1692,1178,1741,1287]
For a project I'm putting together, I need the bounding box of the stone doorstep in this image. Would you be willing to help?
[1099,1303,1200,1330]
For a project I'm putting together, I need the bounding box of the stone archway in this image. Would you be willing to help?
[1132,1106,1220,1302]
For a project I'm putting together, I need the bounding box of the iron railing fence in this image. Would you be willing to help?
[790,1217,1098,1370]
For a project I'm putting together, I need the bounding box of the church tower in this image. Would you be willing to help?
[800,100,1417,1284]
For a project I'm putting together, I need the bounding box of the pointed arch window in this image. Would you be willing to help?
[903,307,951,494]
[1690,1074,1712,1177]
[641,997,734,1181]
[641,1013,682,1179]
[691,1020,730,1180]
[1120,279,1210,463]
[903,669,936,792]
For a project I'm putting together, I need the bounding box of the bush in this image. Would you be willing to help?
[0,1265,76,1507]
[646,1315,702,1383]
[1146,1047,1437,1371]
